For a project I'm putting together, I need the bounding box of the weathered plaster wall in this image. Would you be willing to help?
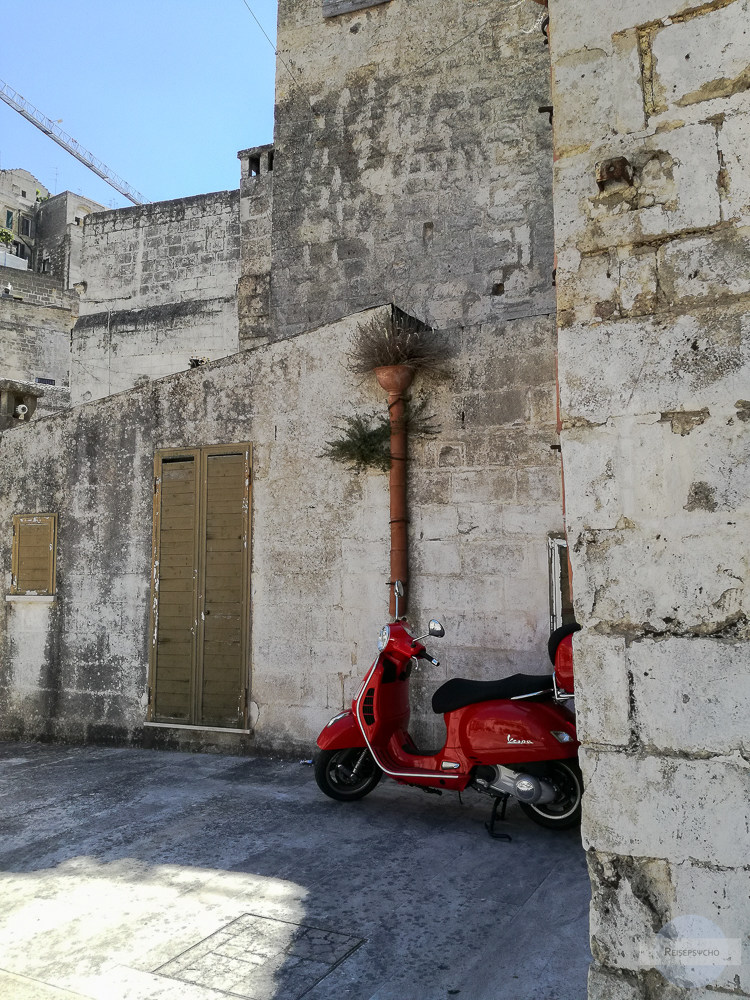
[71,191,242,403]
[238,145,273,348]
[271,0,555,337]
[0,306,562,753]
[550,0,750,994]
[0,266,76,413]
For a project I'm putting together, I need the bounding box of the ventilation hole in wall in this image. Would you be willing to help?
[491,282,505,296]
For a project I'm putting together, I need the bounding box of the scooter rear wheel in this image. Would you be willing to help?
[314,748,382,801]
[518,760,583,830]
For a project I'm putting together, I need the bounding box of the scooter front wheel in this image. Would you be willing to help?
[314,748,382,801]
[518,760,583,830]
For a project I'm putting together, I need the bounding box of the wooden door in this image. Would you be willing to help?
[149,444,251,729]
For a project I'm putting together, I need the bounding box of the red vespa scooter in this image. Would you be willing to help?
[314,582,582,834]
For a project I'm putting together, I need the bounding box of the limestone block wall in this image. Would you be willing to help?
[271,0,555,338]
[550,0,750,995]
[0,266,77,413]
[0,307,562,754]
[71,191,242,403]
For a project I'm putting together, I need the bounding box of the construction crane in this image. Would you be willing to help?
[0,79,147,206]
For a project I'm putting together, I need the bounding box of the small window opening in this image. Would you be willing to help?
[248,156,261,177]
[20,189,26,198]
[5,210,13,229]
[21,217,31,237]
[267,150,274,172]
[36,377,56,386]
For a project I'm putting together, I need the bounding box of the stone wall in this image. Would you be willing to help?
[550,0,750,994]
[238,145,274,347]
[0,305,563,753]
[271,0,555,338]
[71,191,242,403]
[0,266,76,413]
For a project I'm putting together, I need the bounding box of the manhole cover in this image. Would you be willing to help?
[155,913,363,999]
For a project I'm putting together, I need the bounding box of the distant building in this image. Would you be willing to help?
[0,168,47,270]
[0,170,105,409]
[34,189,107,286]
[0,168,104,281]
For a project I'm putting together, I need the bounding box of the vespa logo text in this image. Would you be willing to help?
[507,735,533,745]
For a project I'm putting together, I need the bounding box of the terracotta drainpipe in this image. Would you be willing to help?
[374,364,416,618]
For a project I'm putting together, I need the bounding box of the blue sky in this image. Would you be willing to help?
[0,0,278,209]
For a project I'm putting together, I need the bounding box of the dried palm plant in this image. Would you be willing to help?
[348,308,448,376]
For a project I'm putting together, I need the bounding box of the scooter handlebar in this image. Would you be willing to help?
[417,650,440,667]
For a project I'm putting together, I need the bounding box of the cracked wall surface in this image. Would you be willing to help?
[550,0,750,995]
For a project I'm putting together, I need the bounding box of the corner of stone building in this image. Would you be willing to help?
[551,0,750,993]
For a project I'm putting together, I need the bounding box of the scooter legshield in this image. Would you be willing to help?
[316,710,366,751]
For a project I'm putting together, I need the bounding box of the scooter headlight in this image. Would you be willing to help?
[326,711,349,728]
[377,625,391,652]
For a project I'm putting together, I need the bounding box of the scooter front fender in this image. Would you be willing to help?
[316,710,366,751]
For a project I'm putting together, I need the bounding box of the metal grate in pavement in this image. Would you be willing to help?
[155,912,363,999]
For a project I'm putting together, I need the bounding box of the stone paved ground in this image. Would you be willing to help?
[0,742,590,999]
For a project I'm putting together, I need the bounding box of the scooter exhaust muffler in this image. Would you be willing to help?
[480,765,557,805]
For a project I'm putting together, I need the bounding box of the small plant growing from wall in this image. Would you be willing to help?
[0,228,13,247]
[322,399,440,473]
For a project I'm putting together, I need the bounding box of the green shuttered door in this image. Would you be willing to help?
[150,445,251,729]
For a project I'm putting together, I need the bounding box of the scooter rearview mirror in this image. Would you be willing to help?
[394,581,404,598]
[428,619,445,638]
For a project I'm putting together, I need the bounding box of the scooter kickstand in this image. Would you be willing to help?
[485,794,512,841]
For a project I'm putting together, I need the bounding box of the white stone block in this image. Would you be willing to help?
[552,36,645,152]
[562,416,750,529]
[629,638,750,755]
[581,748,750,867]
[554,125,722,257]
[719,111,750,224]
[568,517,748,634]
[558,310,750,423]
[588,852,750,993]
[649,1,750,117]
[574,631,631,747]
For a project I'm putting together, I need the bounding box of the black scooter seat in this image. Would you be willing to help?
[431,673,554,715]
